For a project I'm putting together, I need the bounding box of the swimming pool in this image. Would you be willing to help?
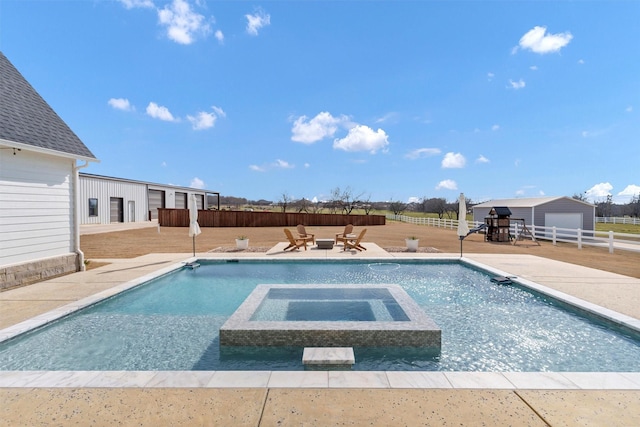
[0,260,639,372]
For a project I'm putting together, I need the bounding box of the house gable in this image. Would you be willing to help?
[0,51,96,160]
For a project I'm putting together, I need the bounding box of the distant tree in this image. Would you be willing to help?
[595,194,613,217]
[309,199,324,214]
[359,194,373,215]
[329,186,364,215]
[422,197,448,219]
[625,193,640,218]
[388,199,407,215]
[572,192,589,202]
[278,192,293,213]
[294,198,311,213]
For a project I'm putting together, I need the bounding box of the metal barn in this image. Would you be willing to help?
[472,197,596,232]
[79,173,219,224]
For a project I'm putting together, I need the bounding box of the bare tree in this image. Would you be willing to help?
[294,198,311,213]
[572,192,589,202]
[330,186,364,215]
[388,199,407,215]
[360,194,373,215]
[278,192,293,213]
[627,193,640,218]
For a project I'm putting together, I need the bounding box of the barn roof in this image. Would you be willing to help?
[473,196,595,209]
[0,52,97,161]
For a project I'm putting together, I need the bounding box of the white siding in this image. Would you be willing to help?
[0,149,74,266]
[79,176,148,224]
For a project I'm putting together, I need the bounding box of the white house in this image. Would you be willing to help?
[0,52,98,290]
[472,196,596,232]
[79,172,219,224]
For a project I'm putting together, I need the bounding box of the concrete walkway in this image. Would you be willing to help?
[1,246,639,426]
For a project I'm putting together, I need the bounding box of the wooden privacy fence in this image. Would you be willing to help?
[158,209,386,227]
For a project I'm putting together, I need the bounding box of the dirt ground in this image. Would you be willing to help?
[80,222,640,279]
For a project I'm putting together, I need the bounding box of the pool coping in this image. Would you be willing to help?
[1,253,639,390]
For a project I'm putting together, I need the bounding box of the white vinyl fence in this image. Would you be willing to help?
[596,217,640,225]
[387,215,640,254]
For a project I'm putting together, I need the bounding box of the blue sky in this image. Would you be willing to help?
[1,0,638,204]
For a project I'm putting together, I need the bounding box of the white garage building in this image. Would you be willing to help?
[472,196,596,233]
[79,172,220,224]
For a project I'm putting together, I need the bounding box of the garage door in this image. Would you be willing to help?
[545,213,582,237]
[175,192,187,209]
[148,190,165,220]
[110,197,124,223]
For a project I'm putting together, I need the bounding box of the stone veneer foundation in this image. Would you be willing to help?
[0,254,79,291]
[220,284,441,348]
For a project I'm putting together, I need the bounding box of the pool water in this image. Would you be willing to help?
[251,287,410,321]
[1,260,639,372]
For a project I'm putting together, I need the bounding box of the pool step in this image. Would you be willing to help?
[302,347,355,369]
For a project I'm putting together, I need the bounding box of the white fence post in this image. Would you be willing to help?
[609,231,614,254]
[577,228,582,249]
[552,226,557,245]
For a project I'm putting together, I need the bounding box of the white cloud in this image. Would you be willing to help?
[508,79,526,90]
[304,163,310,168]
[515,189,525,196]
[158,0,211,45]
[246,9,270,36]
[626,106,633,113]
[407,196,420,204]
[190,177,205,189]
[146,102,176,121]
[487,72,494,81]
[274,159,293,169]
[161,161,167,167]
[578,59,585,65]
[375,112,398,124]
[214,30,224,43]
[291,112,346,143]
[539,190,546,196]
[249,159,294,172]
[405,148,441,160]
[476,155,490,163]
[530,65,538,71]
[118,0,154,9]
[618,184,640,197]
[435,179,457,191]
[333,125,389,153]
[585,182,613,201]
[491,124,500,131]
[187,112,215,130]
[441,152,466,169]
[517,26,573,54]
[108,98,134,111]
[187,106,225,130]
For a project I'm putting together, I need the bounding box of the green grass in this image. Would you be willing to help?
[595,222,640,235]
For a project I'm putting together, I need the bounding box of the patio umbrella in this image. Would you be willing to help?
[456,193,470,257]
[188,194,201,256]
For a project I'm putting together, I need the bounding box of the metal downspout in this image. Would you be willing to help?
[74,160,90,271]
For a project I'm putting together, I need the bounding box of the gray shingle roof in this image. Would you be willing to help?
[0,52,96,160]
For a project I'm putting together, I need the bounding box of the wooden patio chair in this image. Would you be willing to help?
[344,228,367,251]
[296,224,315,244]
[335,224,354,244]
[284,228,310,251]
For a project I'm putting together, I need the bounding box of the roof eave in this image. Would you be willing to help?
[0,138,99,163]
